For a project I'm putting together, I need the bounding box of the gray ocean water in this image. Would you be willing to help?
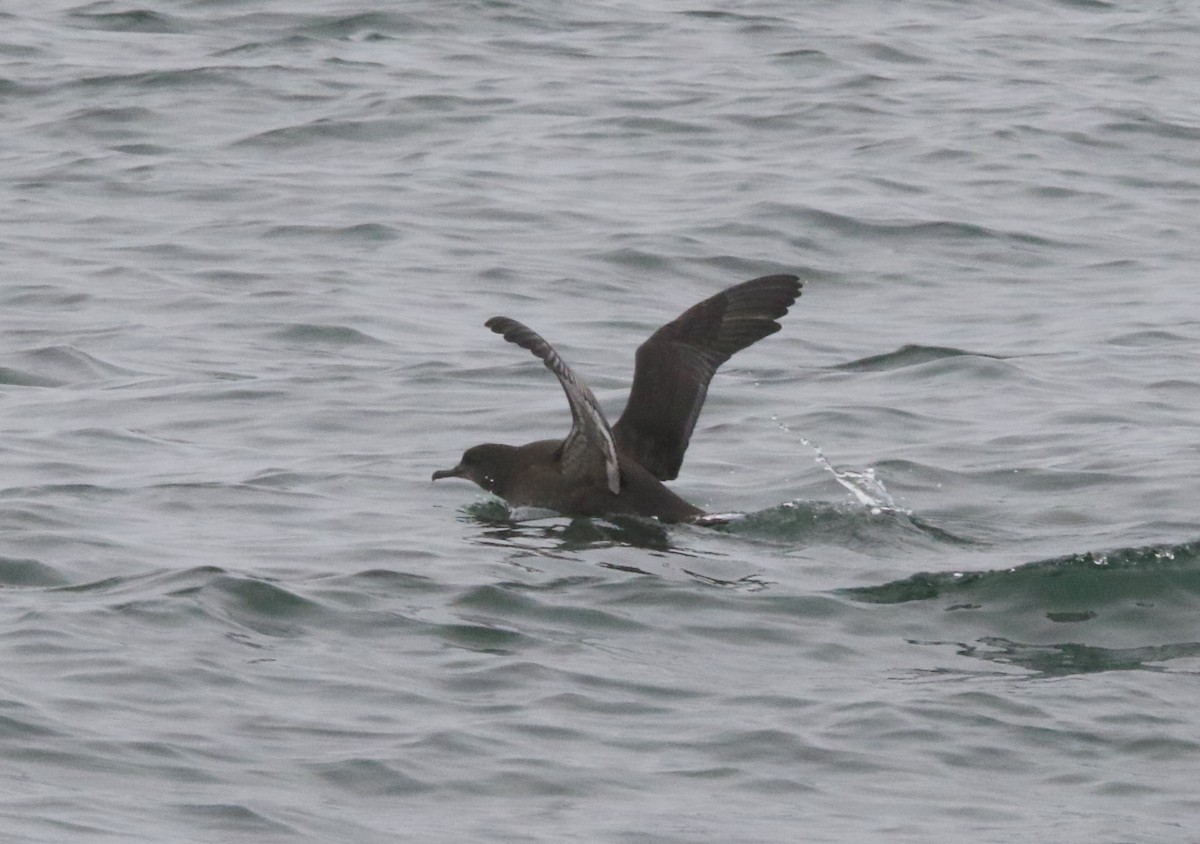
[3,2,1200,842]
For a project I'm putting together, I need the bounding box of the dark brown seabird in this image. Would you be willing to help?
[432,274,803,523]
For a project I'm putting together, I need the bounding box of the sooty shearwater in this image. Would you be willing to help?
[432,274,802,522]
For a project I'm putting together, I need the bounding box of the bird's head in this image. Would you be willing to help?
[431,443,516,494]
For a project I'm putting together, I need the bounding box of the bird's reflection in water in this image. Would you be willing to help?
[462,501,768,587]
[472,512,678,554]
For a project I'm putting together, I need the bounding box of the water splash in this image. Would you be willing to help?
[775,419,905,515]
[694,512,746,527]
[806,441,901,513]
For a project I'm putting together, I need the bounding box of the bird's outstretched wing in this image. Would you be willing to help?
[612,274,802,481]
[486,317,621,494]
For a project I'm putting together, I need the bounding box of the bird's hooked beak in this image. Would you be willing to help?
[431,464,464,482]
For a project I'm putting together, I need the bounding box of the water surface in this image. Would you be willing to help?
[3,2,1199,842]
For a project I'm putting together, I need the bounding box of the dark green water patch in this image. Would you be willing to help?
[436,622,528,655]
[309,757,432,796]
[68,9,184,34]
[844,539,1200,609]
[202,575,328,637]
[269,322,384,347]
[845,540,1200,668]
[0,556,68,588]
[720,501,975,549]
[934,637,1200,677]
[836,344,1004,372]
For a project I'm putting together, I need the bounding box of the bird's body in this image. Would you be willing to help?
[433,274,802,523]
[445,439,705,522]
